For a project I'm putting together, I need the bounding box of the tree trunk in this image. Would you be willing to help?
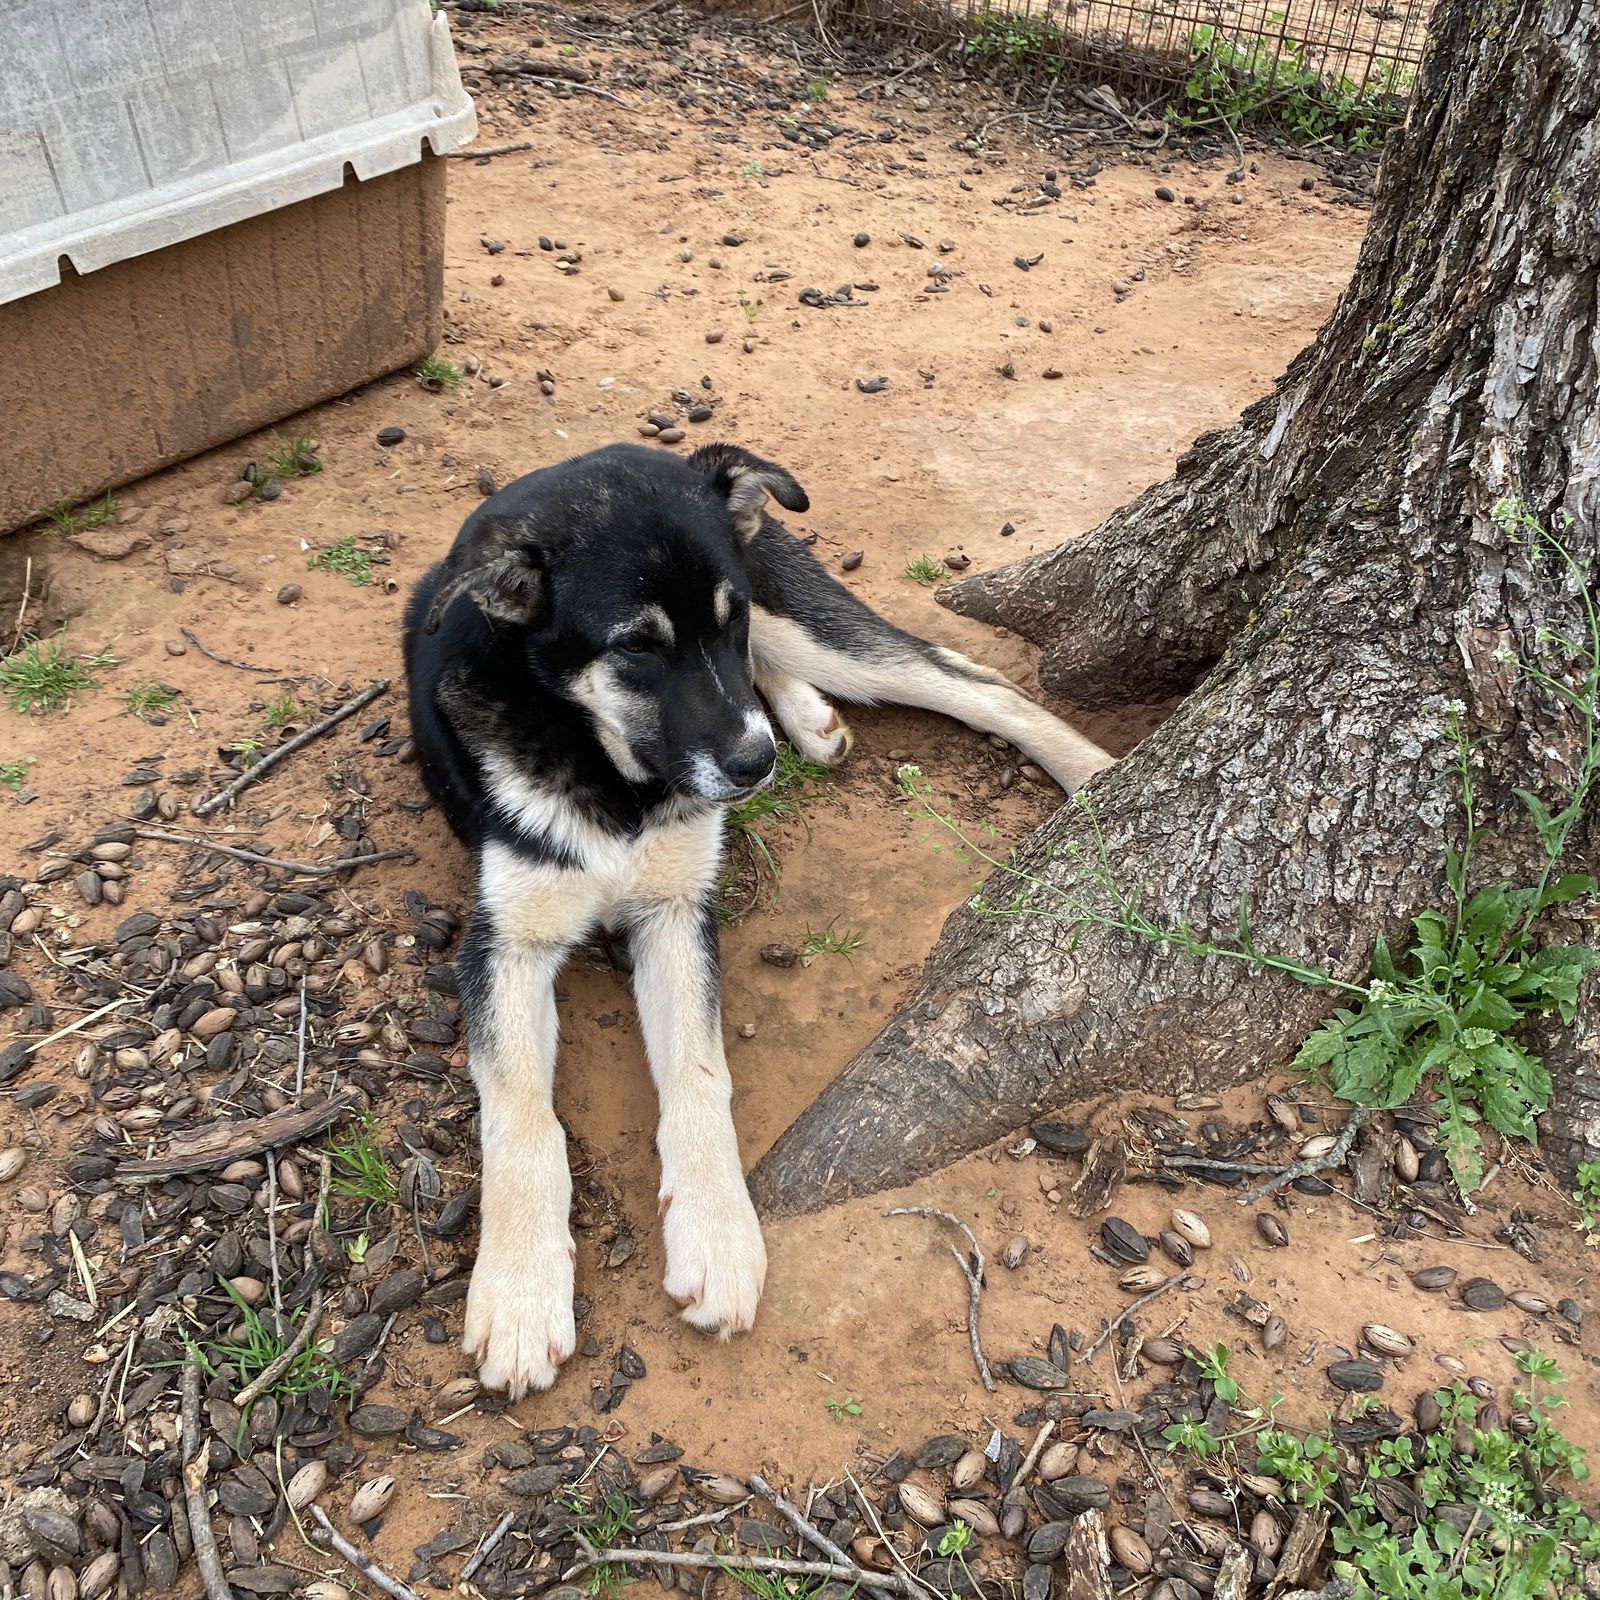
[748,0,1600,1220]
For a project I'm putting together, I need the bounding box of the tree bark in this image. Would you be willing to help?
[749,0,1600,1219]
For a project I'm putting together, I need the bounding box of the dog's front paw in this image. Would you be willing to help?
[661,1178,767,1337]
[464,1237,577,1398]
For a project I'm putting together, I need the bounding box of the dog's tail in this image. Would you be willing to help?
[746,527,1113,792]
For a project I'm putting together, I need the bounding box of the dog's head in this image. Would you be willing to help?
[425,443,808,801]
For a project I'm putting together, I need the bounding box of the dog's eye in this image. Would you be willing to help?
[615,638,655,657]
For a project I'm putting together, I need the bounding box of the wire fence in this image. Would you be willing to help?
[823,0,1432,136]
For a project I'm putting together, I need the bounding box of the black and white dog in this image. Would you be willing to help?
[403,442,1112,1397]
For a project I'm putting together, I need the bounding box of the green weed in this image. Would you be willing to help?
[42,491,117,535]
[1164,1345,1595,1595]
[265,432,322,480]
[801,917,864,958]
[904,554,946,585]
[824,1395,863,1421]
[1176,26,1409,149]
[741,161,766,178]
[897,504,1600,1194]
[229,735,266,769]
[416,354,464,391]
[1574,1160,1600,1235]
[307,535,375,586]
[0,637,103,715]
[937,1522,973,1557]
[0,758,32,791]
[807,74,831,101]
[328,1112,398,1208]
[121,682,177,721]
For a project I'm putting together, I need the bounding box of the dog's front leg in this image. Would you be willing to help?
[460,845,593,1398]
[628,892,767,1336]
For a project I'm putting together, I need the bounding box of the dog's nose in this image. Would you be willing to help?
[720,740,775,791]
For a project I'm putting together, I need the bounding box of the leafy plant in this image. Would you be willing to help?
[937,1521,974,1557]
[1176,25,1409,149]
[121,682,177,721]
[228,734,265,769]
[308,535,375,586]
[801,917,864,958]
[965,8,1066,75]
[898,505,1600,1193]
[1574,1160,1600,1234]
[807,74,831,102]
[42,491,117,535]
[265,432,322,480]
[824,1395,863,1421]
[0,758,34,791]
[327,1112,398,1208]
[0,637,103,714]
[741,161,766,178]
[416,354,464,391]
[1160,1347,1597,1596]
[904,554,947,586]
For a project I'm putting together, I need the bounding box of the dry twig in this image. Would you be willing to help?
[1078,1271,1190,1365]
[309,1504,426,1600]
[134,827,412,878]
[232,1292,323,1409]
[445,141,533,157]
[748,1474,893,1600]
[181,1363,236,1600]
[180,628,279,673]
[886,1206,995,1390]
[1239,1107,1371,1204]
[461,1511,519,1583]
[565,1536,923,1597]
[193,679,389,816]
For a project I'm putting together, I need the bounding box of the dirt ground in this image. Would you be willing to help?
[1,3,1593,1591]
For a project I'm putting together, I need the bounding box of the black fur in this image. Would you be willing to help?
[406,444,793,855]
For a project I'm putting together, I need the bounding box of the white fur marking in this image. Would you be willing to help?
[749,608,1114,791]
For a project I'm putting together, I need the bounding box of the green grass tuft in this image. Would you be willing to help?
[264,432,322,480]
[0,638,103,715]
[261,688,302,729]
[416,354,464,391]
[42,492,117,535]
[903,554,946,586]
[121,682,178,721]
[328,1111,399,1208]
[801,917,864,957]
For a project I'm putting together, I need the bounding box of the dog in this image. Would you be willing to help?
[403,442,1113,1397]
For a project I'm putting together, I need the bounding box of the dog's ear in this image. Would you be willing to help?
[689,443,810,542]
[422,517,547,632]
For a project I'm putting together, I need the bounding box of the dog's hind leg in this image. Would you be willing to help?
[750,605,1114,792]
[460,843,602,1398]
[752,661,853,766]
[627,814,766,1337]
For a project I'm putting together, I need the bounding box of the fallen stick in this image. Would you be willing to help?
[1160,1154,1292,1176]
[135,828,413,879]
[309,1504,426,1600]
[180,628,280,673]
[460,1510,519,1583]
[886,1207,995,1391]
[565,1536,923,1598]
[845,1474,939,1599]
[1239,1107,1371,1205]
[445,141,533,157]
[115,1091,358,1178]
[536,77,627,102]
[193,679,390,816]
[1013,1418,1057,1488]
[233,1292,322,1409]
[748,1474,893,1600]
[1078,1271,1190,1365]
[181,1363,237,1600]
